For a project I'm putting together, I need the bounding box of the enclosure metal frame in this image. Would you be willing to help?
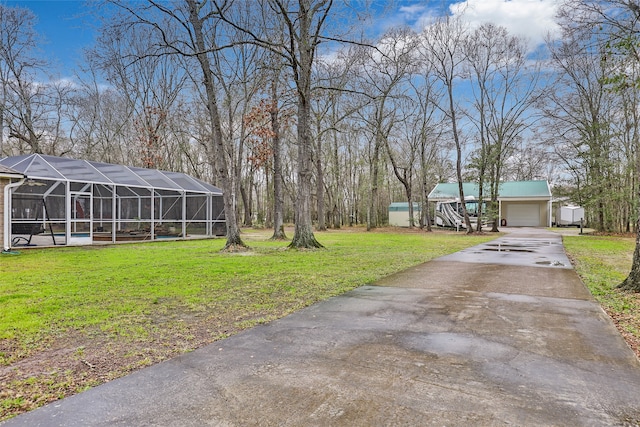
[0,154,226,247]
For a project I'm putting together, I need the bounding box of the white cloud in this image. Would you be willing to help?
[449,0,560,47]
[398,4,428,17]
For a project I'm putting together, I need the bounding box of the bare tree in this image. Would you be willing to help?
[68,61,135,163]
[350,28,416,230]
[465,24,541,232]
[407,69,443,231]
[544,32,615,231]
[216,0,334,248]
[183,0,246,250]
[0,4,70,155]
[88,11,190,168]
[243,76,292,239]
[100,0,247,250]
[559,0,640,291]
[209,17,266,229]
[268,0,329,248]
[420,15,473,232]
[312,47,366,230]
[269,78,289,239]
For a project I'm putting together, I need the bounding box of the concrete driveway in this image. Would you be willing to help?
[3,228,640,426]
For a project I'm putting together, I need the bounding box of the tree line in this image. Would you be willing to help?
[0,1,639,251]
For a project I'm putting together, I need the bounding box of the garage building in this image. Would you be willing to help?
[429,180,552,227]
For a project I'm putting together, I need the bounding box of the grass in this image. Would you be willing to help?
[0,228,495,420]
[3,229,640,421]
[0,229,492,348]
[563,235,634,308]
[563,234,640,354]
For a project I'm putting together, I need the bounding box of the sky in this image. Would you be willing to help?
[377,0,560,47]
[4,0,95,76]
[4,0,561,79]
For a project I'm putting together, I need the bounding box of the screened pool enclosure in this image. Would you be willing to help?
[1,154,225,248]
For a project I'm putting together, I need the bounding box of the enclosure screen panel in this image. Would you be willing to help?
[162,171,207,192]
[89,161,150,186]
[45,156,108,182]
[129,167,181,190]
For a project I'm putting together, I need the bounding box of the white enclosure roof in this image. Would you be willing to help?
[0,154,222,194]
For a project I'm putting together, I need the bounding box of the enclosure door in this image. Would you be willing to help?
[69,192,92,245]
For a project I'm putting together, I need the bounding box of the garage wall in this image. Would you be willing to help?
[502,201,549,227]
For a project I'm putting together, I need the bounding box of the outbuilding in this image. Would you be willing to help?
[388,202,421,227]
[555,205,585,227]
[429,180,552,227]
[1,154,226,251]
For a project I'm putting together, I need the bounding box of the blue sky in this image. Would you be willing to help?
[4,0,94,76]
[4,0,560,78]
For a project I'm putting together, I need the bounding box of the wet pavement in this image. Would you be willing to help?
[436,230,573,269]
[3,228,640,426]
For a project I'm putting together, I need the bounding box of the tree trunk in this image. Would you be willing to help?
[240,184,252,227]
[490,197,500,232]
[270,84,286,240]
[420,135,432,232]
[490,159,502,232]
[368,135,381,231]
[332,204,341,229]
[288,0,322,249]
[422,197,432,232]
[476,171,485,232]
[316,131,326,231]
[455,176,472,231]
[407,195,414,228]
[619,198,640,292]
[187,0,246,251]
[289,99,322,248]
[448,85,473,232]
[420,158,432,232]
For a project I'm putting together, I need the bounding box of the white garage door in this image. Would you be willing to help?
[506,204,540,226]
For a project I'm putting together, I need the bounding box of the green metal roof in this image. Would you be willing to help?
[428,180,551,200]
[389,202,421,212]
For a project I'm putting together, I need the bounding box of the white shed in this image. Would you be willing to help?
[388,202,421,227]
[556,206,584,226]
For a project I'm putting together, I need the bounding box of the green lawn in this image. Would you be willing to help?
[0,230,494,349]
[563,235,634,308]
[0,228,495,420]
[563,234,640,351]
[3,229,640,420]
